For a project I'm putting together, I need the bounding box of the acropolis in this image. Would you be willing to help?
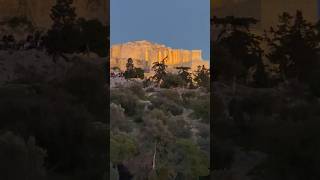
[110,40,209,72]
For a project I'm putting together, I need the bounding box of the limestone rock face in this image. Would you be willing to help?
[110,40,209,72]
[0,0,108,28]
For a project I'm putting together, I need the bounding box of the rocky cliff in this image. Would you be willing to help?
[0,0,108,28]
[110,40,209,72]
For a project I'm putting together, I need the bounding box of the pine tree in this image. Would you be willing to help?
[212,16,263,84]
[44,0,81,61]
[124,58,135,79]
[152,58,168,85]
[50,0,76,30]
[194,65,210,90]
[266,11,320,82]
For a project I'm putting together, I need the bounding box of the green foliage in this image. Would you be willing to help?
[134,67,145,79]
[152,59,167,85]
[189,94,210,123]
[176,66,193,87]
[110,133,138,165]
[169,139,210,178]
[160,73,184,88]
[110,103,132,132]
[128,83,145,99]
[181,91,197,105]
[109,80,210,179]
[142,109,174,143]
[124,58,145,79]
[168,116,192,139]
[194,65,210,90]
[124,68,145,79]
[158,89,183,105]
[150,91,184,116]
[110,87,145,117]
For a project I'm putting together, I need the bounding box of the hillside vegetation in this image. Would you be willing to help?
[0,0,108,179]
[212,11,320,180]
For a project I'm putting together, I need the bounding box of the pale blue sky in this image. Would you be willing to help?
[110,0,210,60]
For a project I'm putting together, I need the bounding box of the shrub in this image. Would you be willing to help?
[189,94,210,123]
[160,73,184,88]
[150,96,183,116]
[0,132,47,180]
[110,133,138,165]
[110,103,132,132]
[110,89,144,116]
[124,68,145,79]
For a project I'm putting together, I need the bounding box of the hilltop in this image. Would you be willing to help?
[110,40,209,72]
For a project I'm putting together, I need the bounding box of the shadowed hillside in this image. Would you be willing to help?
[0,0,108,179]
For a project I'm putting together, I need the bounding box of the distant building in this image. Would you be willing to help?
[110,40,209,72]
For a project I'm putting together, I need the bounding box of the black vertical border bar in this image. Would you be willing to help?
[210,0,214,178]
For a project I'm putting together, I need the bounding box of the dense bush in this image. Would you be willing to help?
[0,131,47,180]
[211,11,320,179]
[110,88,144,116]
[160,73,185,88]
[0,58,107,179]
[110,80,210,178]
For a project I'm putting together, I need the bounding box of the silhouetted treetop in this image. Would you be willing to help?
[212,16,259,30]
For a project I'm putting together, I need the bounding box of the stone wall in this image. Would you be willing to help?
[110,40,209,72]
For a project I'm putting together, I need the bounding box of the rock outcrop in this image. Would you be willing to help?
[0,0,108,28]
[110,40,209,72]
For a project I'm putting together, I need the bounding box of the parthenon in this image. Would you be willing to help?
[110,40,209,72]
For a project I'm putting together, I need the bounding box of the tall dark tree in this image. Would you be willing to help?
[124,58,135,79]
[266,11,320,82]
[50,0,76,30]
[44,0,81,61]
[212,16,264,85]
[194,65,210,90]
[152,57,168,85]
[123,58,144,79]
[126,58,134,71]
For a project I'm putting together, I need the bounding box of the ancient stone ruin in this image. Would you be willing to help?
[110,40,209,72]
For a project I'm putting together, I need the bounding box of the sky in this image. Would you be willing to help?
[110,0,210,60]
